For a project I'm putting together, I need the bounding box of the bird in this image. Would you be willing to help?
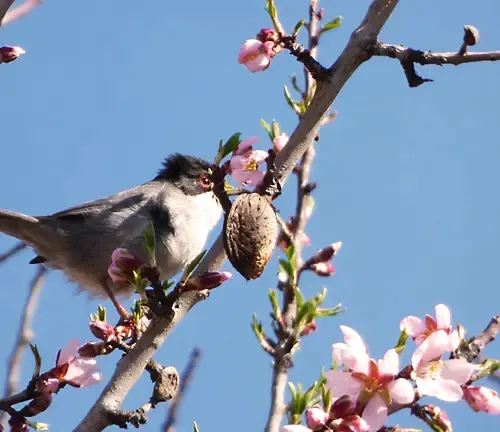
[0,154,223,317]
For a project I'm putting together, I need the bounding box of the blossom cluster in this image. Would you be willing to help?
[282,304,500,431]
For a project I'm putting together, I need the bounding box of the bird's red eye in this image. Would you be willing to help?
[199,175,211,189]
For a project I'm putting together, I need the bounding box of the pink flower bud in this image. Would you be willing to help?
[78,341,113,358]
[256,28,279,42]
[36,375,59,394]
[115,322,135,340]
[89,321,116,342]
[19,393,52,417]
[330,395,356,420]
[422,405,453,431]
[311,261,335,277]
[0,46,25,64]
[273,133,289,154]
[300,320,317,336]
[237,39,272,72]
[108,248,144,288]
[463,386,500,414]
[305,405,328,429]
[184,271,232,291]
[337,415,369,432]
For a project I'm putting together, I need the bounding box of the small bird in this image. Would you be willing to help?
[0,154,222,316]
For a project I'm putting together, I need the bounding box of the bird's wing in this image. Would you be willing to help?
[42,185,150,221]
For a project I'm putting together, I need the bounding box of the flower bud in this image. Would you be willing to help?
[184,271,232,291]
[19,393,52,417]
[78,341,114,358]
[108,248,144,288]
[89,321,115,342]
[422,405,452,432]
[115,322,135,340]
[463,386,500,414]
[36,375,59,394]
[0,46,25,64]
[330,395,356,419]
[256,28,279,43]
[337,415,369,432]
[272,133,289,154]
[305,405,328,430]
[300,320,317,336]
[311,261,335,277]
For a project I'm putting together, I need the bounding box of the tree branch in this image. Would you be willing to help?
[0,267,46,427]
[0,0,14,24]
[372,42,500,87]
[163,348,201,432]
[0,242,26,265]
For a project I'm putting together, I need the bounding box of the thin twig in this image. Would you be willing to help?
[163,348,201,432]
[0,0,14,24]
[372,42,500,87]
[0,242,26,265]
[0,267,46,427]
[1,0,40,26]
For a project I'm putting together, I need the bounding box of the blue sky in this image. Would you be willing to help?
[1,0,499,430]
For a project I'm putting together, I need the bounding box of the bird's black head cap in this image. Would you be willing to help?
[155,154,215,195]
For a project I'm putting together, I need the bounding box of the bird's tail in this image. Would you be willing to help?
[0,210,56,250]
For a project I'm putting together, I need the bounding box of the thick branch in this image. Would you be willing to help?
[372,42,500,87]
[75,0,401,430]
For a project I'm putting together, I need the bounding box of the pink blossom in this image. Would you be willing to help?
[400,304,459,349]
[0,46,25,64]
[229,137,268,186]
[273,132,289,153]
[305,405,328,429]
[300,320,317,337]
[327,327,414,431]
[2,0,41,26]
[463,386,500,414]
[237,39,275,72]
[108,248,144,288]
[55,339,103,388]
[281,426,312,432]
[411,357,475,402]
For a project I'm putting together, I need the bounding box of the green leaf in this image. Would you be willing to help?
[193,421,200,432]
[271,120,280,140]
[320,16,343,34]
[311,287,327,306]
[315,303,344,317]
[278,259,293,278]
[180,250,207,284]
[394,328,409,354]
[321,385,332,412]
[260,119,273,141]
[296,301,316,325]
[265,0,280,32]
[288,382,298,400]
[268,289,280,315]
[30,344,42,379]
[219,132,242,161]
[162,280,174,291]
[284,85,301,115]
[293,19,305,38]
[295,287,305,310]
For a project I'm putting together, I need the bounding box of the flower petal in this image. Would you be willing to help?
[234,137,260,155]
[416,376,463,402]
[412,330,449,368]
[387,379,415,404]
[58,339,81,366]
[378,349,399,376]
[237,40,262,63]
[440,359,475,384]
[435,304,452,328]
[326,370,362,400]
[362,395,388,432]
[340,326,367,352]
[447,330,460,351]
[399,316,425,337]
